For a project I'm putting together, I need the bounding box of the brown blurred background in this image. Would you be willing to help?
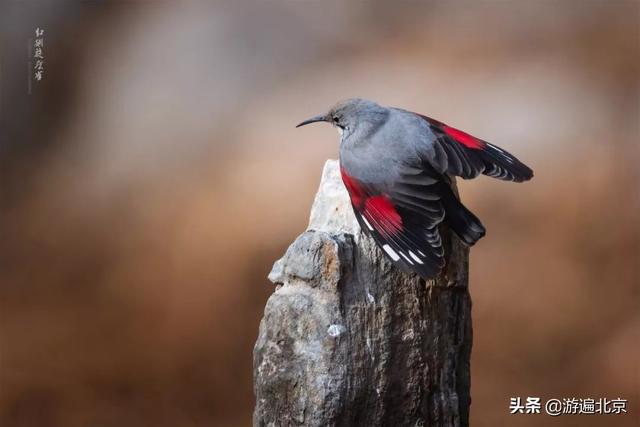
[0,1,638,426]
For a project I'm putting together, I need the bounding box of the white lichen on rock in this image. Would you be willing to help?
[327,324,347,338]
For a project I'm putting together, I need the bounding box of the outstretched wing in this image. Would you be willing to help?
[419,115,534,182]
[341,165,446,279]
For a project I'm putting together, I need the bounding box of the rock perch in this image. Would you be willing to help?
[254,160,472,427]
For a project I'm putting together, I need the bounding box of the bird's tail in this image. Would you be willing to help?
[441,185,486,246]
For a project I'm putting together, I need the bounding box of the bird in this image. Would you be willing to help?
[296,98,533,280]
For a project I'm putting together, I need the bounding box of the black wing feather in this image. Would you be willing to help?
[419,115,533,182]
[352,169,447,280]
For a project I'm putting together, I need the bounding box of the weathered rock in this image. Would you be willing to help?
[254,160,472,427]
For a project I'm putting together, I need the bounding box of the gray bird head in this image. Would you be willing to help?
[296,98,388,136]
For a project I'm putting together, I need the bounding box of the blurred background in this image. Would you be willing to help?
[0,1,638,426]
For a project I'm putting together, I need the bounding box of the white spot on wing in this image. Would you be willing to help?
[399,251,414,265]
[409,251,424,264]
[361,215,374,231]
[382,244,400,261]
[488,142,504,153]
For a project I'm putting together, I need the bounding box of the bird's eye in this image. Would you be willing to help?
[332,116,339,123]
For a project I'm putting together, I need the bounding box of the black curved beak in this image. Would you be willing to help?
[296,114,328,128]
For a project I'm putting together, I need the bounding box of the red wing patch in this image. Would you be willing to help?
[341,167,403,237]
[418,113,485,150]
[340,166,365,207]
[442,125,485,149]
[363,195,402,237]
